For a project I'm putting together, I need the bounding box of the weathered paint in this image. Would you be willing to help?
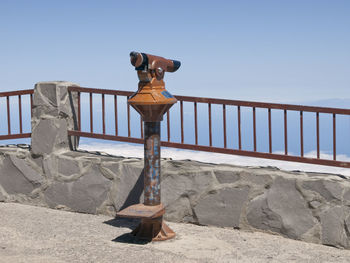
[144,121,161,206]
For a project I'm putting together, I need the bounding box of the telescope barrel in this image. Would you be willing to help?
[130,51,181,73]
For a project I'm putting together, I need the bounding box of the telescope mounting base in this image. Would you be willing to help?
[131,217,176,241]
[116,203,175,241]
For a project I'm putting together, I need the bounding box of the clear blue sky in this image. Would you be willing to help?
[0,0,349,102]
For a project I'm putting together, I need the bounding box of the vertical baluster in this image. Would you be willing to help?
[180,100,184,143]
[208,103,212,146]
[194,102,198,145]
[7,96,11,135]
[90,93,93,133]
[30,94,33,118]
[223,104,227,148]
[102,94,105,134]
[114,95,118,136]
[333,113,336,160]
[316,112,320,158]
[268,108,272,153]
[18,95,22,134]
[300,111,304,157]
[167,110,170,142]
[78,92,81,131]
[127,96,130,137]
[284,109,288,155]
[238,106,241,150]
[253,107,256,151]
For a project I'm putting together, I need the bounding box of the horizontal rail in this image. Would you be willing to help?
[68,130,143,144]
[68,130,350,168]
[69,86,350,115]
[68,86,133,97]
[0,133,31,140]
[174,95,350,115]
[0,89,34,97]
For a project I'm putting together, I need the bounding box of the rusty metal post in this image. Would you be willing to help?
[116,51,180,241]
[144,122,161,206]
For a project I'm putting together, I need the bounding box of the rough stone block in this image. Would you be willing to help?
[303,180,342,202]
[214,170,240,184]
[31,81,80,155]
[320,206,349,248]
[33,83,58,107]
[194,186,250,227]
[161,169,215,210]
[10,155,43,185]
[31,119,58,155]
[44,164,111,214]
[109,161,144,211]
[247,177,317,239]
[57,157,80,177]
[0,158,36,195]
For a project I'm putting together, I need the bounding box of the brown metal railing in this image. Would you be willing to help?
[67,86,350,168]
[0,89,33,140]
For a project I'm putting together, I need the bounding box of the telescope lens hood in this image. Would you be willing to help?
[171,60,181,72]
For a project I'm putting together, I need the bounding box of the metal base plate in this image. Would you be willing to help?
[131,218,176,241]
[116,203,165,219]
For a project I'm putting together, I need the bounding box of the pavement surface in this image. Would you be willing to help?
[1,203,350,263]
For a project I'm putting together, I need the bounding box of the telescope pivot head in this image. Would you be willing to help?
[130,51,181,81]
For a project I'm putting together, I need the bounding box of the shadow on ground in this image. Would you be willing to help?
[112,233,151,245]
[104,217,140,229]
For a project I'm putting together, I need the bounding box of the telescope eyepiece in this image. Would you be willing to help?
[130,52,148,70]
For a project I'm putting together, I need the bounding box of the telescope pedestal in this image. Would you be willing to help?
[116,122,175,241]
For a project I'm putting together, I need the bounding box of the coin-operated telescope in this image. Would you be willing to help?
[127,52,180,121]
[116,52,180,241]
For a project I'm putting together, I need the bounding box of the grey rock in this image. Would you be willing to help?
[57,157,80,177]
[320,206,349,248]
[111,161,144,211]
[239,170,273,186]
[31,119,57,155]
[44,164,111,214]
[194,186,250,227]
[31,82,79,155]
[303,180,342,202]
[0,158,36,194]
[34,82,58,107]
[214,170,240,184]
[247,193,283,233]
[247,177,316,239]
[56,119,69,149]
[42,155,57,178]
[164,196,193,222]
[161,169,215,207]
[10,155,43,185]
[309,200,322,209]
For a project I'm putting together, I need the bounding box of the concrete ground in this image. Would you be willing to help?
[1,203,350,263]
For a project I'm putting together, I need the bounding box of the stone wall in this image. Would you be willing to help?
[1,81,350,249]
[1,144,350,249]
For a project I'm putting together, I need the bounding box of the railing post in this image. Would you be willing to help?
[31,81,80,156]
